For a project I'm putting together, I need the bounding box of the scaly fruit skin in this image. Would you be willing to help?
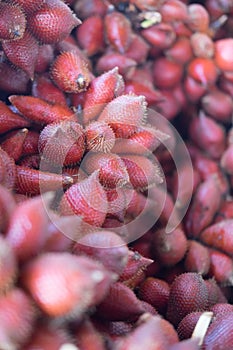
[39,121,85,166]
[27,0,81,44]
[50,51,91,93]
[60,171,108,227]
[0,2,26,41]
[166,272,209,326]
[9,95,74,125]
[2,30,39,79]
[0,101,30,135]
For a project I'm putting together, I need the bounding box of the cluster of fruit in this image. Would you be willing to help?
[0,0,233,349]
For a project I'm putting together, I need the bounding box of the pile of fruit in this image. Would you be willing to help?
[0,0,233,349]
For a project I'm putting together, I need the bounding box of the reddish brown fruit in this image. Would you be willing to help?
[125,34,150,65]
[21,130,39,156]
[189,112,226,159]
[2,30,39,79]
[15,166,73,195]
[151,228,187,266]
[18,154,40,169]
[201,89,233,123]
[165,37,193,65]
[60,171,107,227]
[185,175,223,237]
[28,0,81,44]
[39,121,85,166]
[0,185,16,232]
[0,147,16,190]
[105,11,133,53]
[75,319,106,350]
[9,95,74,125]
[50,51,91,93]
[115,314,179,349]
[96,52,136,78]
[0,61,30,94]
[210,303,233,315]
[76,15,104,56]
[177,311,203,340]
[184,240,210,275]
[200,219,233,257]
[6,194,51,260]
[205,279,227,308]
[0,100,30,134]
[139,277,170,315]
[214,200,233,223]
[34,44,54,73]
[203,313,233,349]
[153,57,183,89]
[184,76,207,102]
[187,58,218,86]
[96,282,144,321]
[73,230,129,275]
[32,74,67,106]
[166,273,208,326]
[0,288,36,349]
[24,325,71,350]
[124,81,162,105]
[141,23,176,50]
[221,144,233,175]
[119,251,153,289]
[22,253,113,318]
[74,0,107,18]
[82,68,124,124]
[0,2,26,40]
[1,128,28,161]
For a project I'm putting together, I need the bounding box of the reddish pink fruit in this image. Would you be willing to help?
[0,236,17,293]
[214,38,233,71]
[73,230,129,275]
[24,325,71,350]
[15,166,73,195]
[75,319,106,350]
[96,52,137,78]
[60,171,108,227]
[151,228,187,267]
[6,194,51,260]
[0,288,36,349]
[184,240,210,275]
[177,311,203,340]
[76,15,104,56]
[0,185,16,232]
[39,120,85,166]
[22,253,113,318]
[203,313,233,349]
[104,11,133,53]
[98,94,147,138]
[200,219,233,257]
[208,248,233,285]
[82,68,124,124]
[82,152,129,188]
